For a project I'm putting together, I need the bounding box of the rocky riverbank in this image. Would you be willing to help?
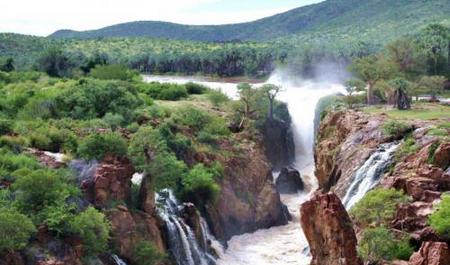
[303,106,450,265]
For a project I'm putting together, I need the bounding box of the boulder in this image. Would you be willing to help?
[275,167,304,193]
[300,192,362,265]
[433,143,450,170]
[82,155,134,208]
[409,242,450,265]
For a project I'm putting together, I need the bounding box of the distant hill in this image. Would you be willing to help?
[50,0,450,42]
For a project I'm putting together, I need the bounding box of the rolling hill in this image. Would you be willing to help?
[50,0,450,42]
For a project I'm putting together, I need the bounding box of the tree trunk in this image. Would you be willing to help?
[268,99,274,120]
[366,82,374,105]
[394,88,411,110]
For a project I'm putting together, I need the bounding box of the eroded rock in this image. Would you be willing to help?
[409,242,450,265]
[275,167,304,193]
[300,192,362,265]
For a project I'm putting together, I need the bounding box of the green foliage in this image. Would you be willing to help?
[358,227,414,263]
[0,119,13,135]
[0,149,40,182]
[38,48,73,77]
[181,164,220,206]
[140,82,188,101]
[102,113,125,131]
[429,194,450,238]
[12,169,75,215]
[185,82,207,94]
[0,208,36,254]
[133,241,166,265]
[173,106,211,132]
[427,141,441,164]
[350,188,409,227]
[395,136,419,160]
[382,120,413,139]
[78,132,127,160]
[207,90,229,107]
[90,64,137,80]
[55,79,142,120]
[68,207,110,256]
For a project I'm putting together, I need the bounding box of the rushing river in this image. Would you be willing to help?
[144,72,345,265]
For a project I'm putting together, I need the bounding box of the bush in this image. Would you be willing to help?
[382,120,413,139]
[395,136,419,160]
[185,82,207,94]
[350,188,409,227]
[68,207,110,256]
[133,241,166,265]
[181,164,220,206]
[140,82,188,100]
[78,132,127,160]
[173,106,211,132]
[0,136,29,153]
[0,209,36,254]
[358,227,414,263]
[102,113,125,131]
[0,119,13,135]
[207,90,229,107]
[12,169,74,214]
[90,64,137,81]
[429,194,450,238]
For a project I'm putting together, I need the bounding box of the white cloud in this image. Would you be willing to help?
[0,0,320,36]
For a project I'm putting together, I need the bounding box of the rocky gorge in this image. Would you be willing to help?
[302,108,450,265]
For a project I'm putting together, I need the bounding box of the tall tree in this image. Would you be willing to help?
[389,78,411,110]
[349,55,397,105]
[261,84,282,120]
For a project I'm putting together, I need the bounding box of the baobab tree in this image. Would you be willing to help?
[261,84,282,120]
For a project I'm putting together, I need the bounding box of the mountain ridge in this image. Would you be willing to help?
[49,0,450,42]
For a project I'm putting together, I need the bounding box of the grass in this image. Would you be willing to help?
[364,103,450,121]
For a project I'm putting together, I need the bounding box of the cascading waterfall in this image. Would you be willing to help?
[342,142,400,210]
[157,190,219,265]
[144,72,345,265]
[111,255,127,265]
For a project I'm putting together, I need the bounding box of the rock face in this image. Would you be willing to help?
[262,118,295,170]
[107,206,165,262]
[205,138,289,241]
[314,110,389,195]
[301,192,362,265]
[409,242,450,265]
[81,155,135,208]
[275,167,304,193]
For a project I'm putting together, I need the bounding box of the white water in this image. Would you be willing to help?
[145,72,345,265]
[342,142,400,210]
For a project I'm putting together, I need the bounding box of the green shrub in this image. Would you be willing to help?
[90,64,137,81]
[382,120,413,139]
[0,136,29,153]
[78,132,127,160]
[173,107,211,132]
[350,188,409,227]
[429,194,450,238]
[37,202,75,236]
[158,86,188,100]
[133,241,166,265]
[358,227,413,263]
[0,119,13,135]
[181,164,220,206]
[207,90,229,107]
[427,141,440,164]
[395,136,419,160]
[0,209,36,254]
[12,169,74,214]
[102,113,125,131]
[0,149,40,181]
[185,82,207,94]
[140,82,188,100]
[68,207,110,256]
[151,153,188,191]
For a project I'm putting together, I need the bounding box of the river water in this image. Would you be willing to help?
[144,72,345,265]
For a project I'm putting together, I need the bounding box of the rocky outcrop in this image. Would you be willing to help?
[81,155,134,208]
[26,148,66,169]
[275,167,304,193]
[205,138,289,241]
[107,206,165,262]
[301,192,362,265]
[409,242,450,265]
[314,110,389,195]
[262,118,295,170]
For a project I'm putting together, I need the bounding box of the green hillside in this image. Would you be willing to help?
[49,0,450,42]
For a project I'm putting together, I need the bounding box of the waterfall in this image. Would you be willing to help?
[342,142,400,210]
[69,159,98,184]
[157,190,220,265]
[112,255,127,265]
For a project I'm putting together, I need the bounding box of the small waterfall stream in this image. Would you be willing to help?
[342,142,400,210]
[157,190,220,265]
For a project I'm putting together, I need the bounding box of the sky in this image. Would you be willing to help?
[0,0,323,36]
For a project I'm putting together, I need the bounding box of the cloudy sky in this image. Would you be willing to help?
[1,0,323,36]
